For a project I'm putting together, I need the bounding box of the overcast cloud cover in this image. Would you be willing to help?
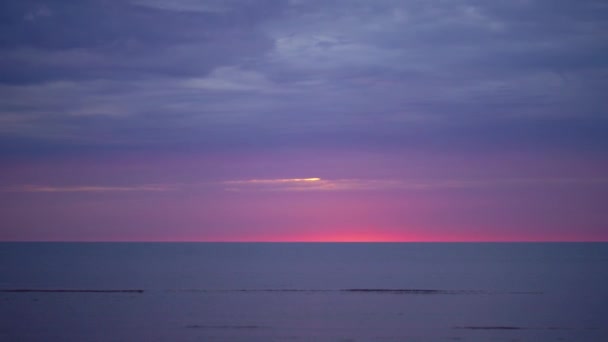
[1,0,607,241]
[1,0,607,152]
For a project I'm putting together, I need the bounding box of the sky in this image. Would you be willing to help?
[1,0,607,241]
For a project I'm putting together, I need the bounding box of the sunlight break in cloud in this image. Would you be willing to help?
[222,178,421,192]
[223,177,322,190]
[224,177,322,184]
[221,177,608,192]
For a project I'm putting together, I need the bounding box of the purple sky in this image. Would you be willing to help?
[1,0,607,241]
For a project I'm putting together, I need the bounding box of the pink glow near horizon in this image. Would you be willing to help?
[1,149,607,242]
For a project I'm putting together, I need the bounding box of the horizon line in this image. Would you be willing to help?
[1,240,607,243]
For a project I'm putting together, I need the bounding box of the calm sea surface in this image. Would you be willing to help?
[1,242,607,341]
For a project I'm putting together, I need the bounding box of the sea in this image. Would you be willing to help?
[1,242,607,342]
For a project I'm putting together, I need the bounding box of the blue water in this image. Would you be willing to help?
[1,243,607,341]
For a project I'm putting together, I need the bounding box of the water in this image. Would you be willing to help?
[1,243,607,341]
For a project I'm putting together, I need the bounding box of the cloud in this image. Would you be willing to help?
[220,177,608,192]
[7,184,176,193]
[0,1,275,83]
[271,34,401,69]
[223,178,327,191]
[0,0,607,154]
[225,177,322,184]
[131,0,249,13]
[23,5,53,21]
[4,177,607,196]
[183,66,284,93]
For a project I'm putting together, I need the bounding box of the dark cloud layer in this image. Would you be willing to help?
[1,0,607,154]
